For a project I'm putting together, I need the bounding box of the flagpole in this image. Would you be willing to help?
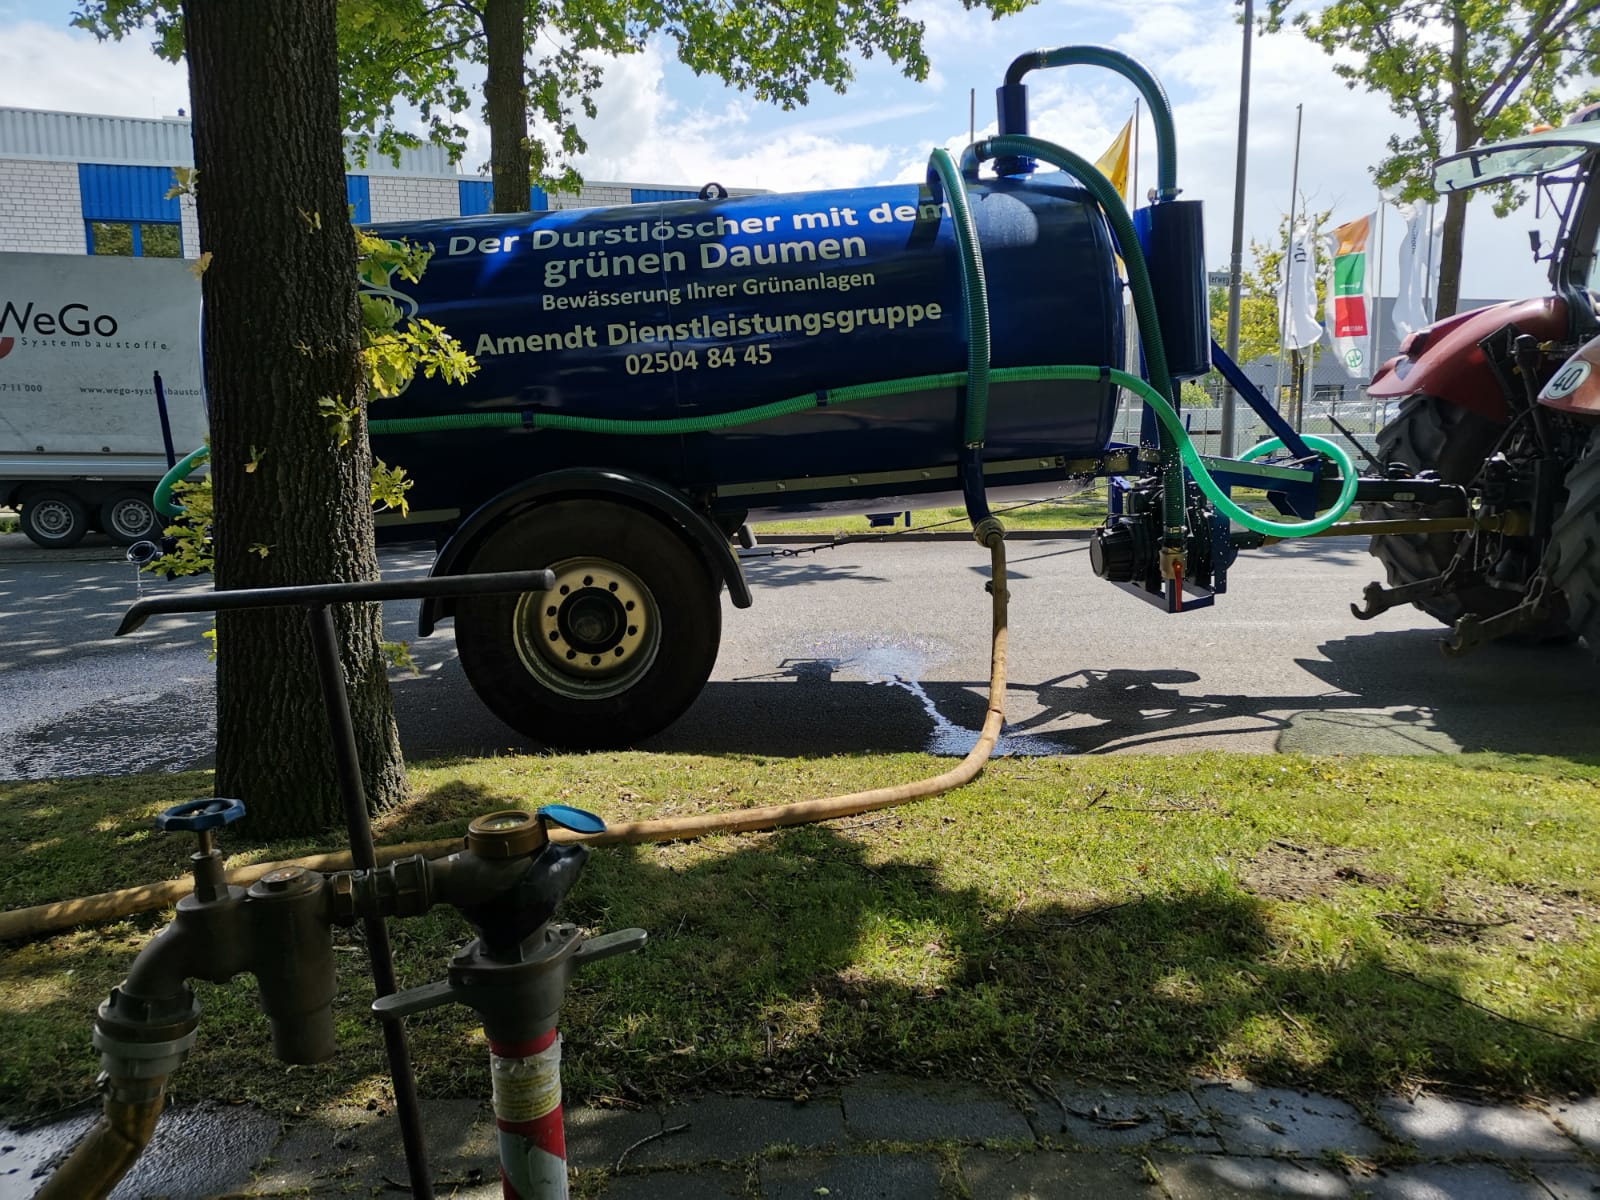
[1221,0,1253,457]
[1371,193,1385,388]
[1424,199,1437,316]
[1275,102,1304,417]
[1132,96,1141,207]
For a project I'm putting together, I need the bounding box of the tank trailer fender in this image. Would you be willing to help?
[418,467,752,637]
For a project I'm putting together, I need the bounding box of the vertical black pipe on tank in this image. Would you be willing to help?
[1132,202,1210,383]
[993,79,1034,177]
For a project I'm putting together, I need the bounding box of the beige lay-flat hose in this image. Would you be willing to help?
[0,534,1008,943]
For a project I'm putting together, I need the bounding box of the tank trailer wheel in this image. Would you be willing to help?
[101,490,160,545]
[454,499,722,748]
[19,489,90,549]
[1365,393,1562,634]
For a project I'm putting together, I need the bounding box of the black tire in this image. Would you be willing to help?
[1547,426,1600,654]
[1365,394,1524,627]
[19,489,89,549]
[453,499,722,748]
[101,490,159,546]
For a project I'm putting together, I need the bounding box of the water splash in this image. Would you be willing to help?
[802,636,1069,758]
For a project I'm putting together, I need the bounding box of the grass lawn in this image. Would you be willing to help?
[2,751,1597,1127]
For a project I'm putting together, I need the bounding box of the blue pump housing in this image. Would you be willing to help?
[369,178,1124,528]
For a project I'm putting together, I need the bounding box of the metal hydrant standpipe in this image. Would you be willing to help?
[37,798,646,1200]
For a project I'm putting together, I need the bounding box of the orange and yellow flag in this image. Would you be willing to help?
[1094,115,1134,203]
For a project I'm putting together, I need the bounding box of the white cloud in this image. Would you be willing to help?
[0,20,189,117]
[555,43,899,194]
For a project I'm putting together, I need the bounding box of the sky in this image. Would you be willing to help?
[1,0,1590,303]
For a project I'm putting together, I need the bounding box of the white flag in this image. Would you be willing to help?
[1393,204,1443,339]
[1279,222,1323,352]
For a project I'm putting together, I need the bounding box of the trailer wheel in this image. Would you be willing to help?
[101,490,159,545]
[1547,426,1600,654]
[1365,394,1537,627]
[19,490,90,549]
[453,499,722,748]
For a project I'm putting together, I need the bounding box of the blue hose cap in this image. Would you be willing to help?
[157,797,247,832]
[537,803,607,835]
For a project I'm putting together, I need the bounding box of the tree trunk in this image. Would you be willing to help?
[1432,187,1470,321]
[1434,8,1473,321]
[183,0,405,838]
[484,0,529,213]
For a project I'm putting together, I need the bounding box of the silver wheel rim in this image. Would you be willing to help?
[31,500,76,539]
[108,497,152,539]
[513,556,661,700]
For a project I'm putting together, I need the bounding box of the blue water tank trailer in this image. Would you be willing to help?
[369,177,1123,526]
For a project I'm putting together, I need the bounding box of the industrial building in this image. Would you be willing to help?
[0,103,756,259]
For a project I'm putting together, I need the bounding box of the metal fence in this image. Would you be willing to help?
[1108,380,1399,463]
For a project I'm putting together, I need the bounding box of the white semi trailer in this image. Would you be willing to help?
[0,252,203,547]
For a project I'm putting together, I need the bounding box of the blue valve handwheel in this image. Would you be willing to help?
[157,797,247,832]
[536,803,607,835]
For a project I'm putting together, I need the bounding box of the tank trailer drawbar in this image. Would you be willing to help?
[147,43,1503,749]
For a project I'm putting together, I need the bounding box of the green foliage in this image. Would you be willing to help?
[1260,2,1600,211]
[148,454,215,580]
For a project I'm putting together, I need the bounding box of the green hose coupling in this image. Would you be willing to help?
[971,516,1006,548]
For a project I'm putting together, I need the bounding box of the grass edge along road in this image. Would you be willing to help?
[2,750,1597,1126]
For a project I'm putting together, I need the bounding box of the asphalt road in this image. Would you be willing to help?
[0,528,1592,781]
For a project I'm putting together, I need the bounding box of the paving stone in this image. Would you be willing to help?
[602,1165,749,1198]
[1034,1088,1220,1152]
[1193,1082,1384,1157]
[959,1148,1162,1197]
[1548,1097,1600,1152]
[564,1106,665,1171]
[1375,1093,1575,1159]
[1535,1160,1600,1200]
[759,1151,942,1199]
[1365,1162,1554,1199]
[251,1098,497,1197]
[1153,1153,1356,1198]
[625,1095,845,1167]
[841,1074,1034,1144]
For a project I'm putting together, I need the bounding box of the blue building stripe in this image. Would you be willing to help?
[346,174,371,223]
[631,188,697,204]
[78,164,182,222]
[459,179,548,215]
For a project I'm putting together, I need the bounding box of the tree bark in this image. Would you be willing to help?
[1433,187,1470,321]
[484,0,529,214]
[182,0,405,838]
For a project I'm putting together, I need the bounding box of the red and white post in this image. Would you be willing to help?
[489,1028,568,1198]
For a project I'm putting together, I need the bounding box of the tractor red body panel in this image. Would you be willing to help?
[1367,296,1570,422]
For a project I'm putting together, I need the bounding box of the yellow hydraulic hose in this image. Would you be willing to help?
[2,532,1010,941]
[34,1093,166,1200]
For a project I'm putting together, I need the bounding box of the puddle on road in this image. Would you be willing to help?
[0,684,215,781]
[1,1100,280,1199]
[790,636,1070,757]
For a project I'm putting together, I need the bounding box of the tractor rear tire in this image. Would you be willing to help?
[453,499,722,748]
[1365,394,1526,627]
[1546,425,1600,655]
